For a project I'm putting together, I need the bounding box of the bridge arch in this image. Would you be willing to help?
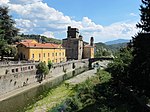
[88,57,113,68]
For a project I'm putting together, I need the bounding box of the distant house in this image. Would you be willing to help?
[16,39,66,64]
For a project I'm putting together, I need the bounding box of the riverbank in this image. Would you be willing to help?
[25,69,97,112]
[0,67,88,112]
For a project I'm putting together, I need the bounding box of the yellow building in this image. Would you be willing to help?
[83,44,94,58]
[17,39,66,64]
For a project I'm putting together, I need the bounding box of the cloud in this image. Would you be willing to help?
[0,0,9,5]
[9,0,43,4]
[41,31,55,38]
[130,13,137,17]
[3,0,138,42]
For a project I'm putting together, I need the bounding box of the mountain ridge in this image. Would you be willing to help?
[105,39,130,45]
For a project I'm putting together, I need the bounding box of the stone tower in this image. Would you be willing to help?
[62,26,83,60]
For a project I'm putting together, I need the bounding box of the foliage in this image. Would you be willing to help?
[95,47,111,58]
[48,60,53,70]
[129,33,150,90]
[136,0,150,32]
[0,6,19,44]
[106,47,133,84]
[37,62,49,75]
[129,0,150,91]
[19,34,62,44]
[0,38,17,60]
[50,70,111,112]
[95,42,128,54]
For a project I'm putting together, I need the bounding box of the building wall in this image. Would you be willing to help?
[63,38,83,60]
[28,48,66,64]
[17,45,30,60]
[0,62,37,94]
[83,47,94,58]
[17,46,66,64]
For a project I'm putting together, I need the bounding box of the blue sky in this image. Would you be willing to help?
[0,0,141,42]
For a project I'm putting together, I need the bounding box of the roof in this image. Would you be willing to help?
[17,39,63,49]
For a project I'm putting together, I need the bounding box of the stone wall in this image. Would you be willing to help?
[0,59,89,95]
[0,66,88,112]
[0,61,38,94]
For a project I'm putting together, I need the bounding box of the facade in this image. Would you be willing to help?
[17,39,66,64]
[63,26,94,60]
[83,45,94,58]
[83,37,95,59]
[63,26,83,60]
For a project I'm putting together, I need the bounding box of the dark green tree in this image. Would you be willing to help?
[136,0,150,32]
[129,0,150,90]
[36,62,49,82]
[48,60,53,70]
[0,6,19,44]
[106,47,133,84]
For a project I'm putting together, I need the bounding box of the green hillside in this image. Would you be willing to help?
[19,34,62,44]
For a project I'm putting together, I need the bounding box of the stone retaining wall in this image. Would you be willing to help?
[0,59,89,95]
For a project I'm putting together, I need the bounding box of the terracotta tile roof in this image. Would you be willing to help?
[18,40,62,49]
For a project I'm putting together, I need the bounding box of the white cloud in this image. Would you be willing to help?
[9,0,43,4]
[41,31,55,38]
[0,0,9,5]
[4,0,138,42]
[130,13,137,17]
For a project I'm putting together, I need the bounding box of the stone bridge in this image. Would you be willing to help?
[88,57,113,68]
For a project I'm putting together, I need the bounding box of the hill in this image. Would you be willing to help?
[19,34,62,44]
[105,39,129,45]
[95,42,128,52]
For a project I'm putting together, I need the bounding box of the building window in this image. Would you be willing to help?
[44,53,45,57]
[16,68,18,72]
[56,53,57,56]
[62,52,64,56]
[59,53,61,56]
[31,66,33,69]
[56,59,57,63]
[48,53,50,57]
[32,54,34,58]
[52,53,54,56]
[12,69,15,73]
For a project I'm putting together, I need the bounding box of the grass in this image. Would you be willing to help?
[25,84,74,112]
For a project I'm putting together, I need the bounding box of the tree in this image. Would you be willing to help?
[0,6,19,44]
[129,0,150,90]
[48,60,53,70]
[36,62,49,82]
[106,47,133,84]
[136,0,150,32]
